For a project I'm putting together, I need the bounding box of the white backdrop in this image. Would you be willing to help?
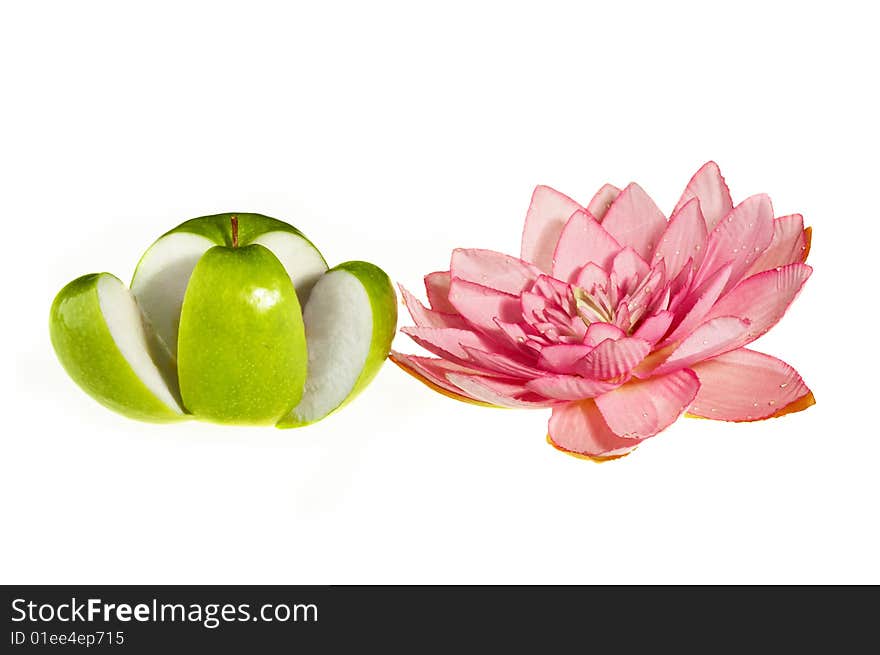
[2,1,877,584]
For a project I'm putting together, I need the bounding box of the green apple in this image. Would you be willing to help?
[49,272,187,422]
[51,212,397,427]
[277,261,397,428]
[130,213,327,360]
[177,240,307,425]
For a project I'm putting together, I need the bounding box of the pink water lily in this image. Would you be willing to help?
[391,162,814,460]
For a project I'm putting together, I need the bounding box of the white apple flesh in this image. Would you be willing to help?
[129,232,214,358]
[278,261,397,428]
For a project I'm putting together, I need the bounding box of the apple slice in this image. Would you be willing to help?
[277,261,397,428]
[177,241,308,425]
[49,273,187,422]
[131,213,327,358]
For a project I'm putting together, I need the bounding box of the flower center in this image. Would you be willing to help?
[572,285,615,326]
[571,266,661,336]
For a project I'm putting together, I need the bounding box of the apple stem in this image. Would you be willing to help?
[231,215,239,248]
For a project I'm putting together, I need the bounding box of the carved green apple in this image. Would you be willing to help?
[130,212,327,361]
[49,213,397,426]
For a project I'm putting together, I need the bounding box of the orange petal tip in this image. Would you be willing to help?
[545,433,635,463]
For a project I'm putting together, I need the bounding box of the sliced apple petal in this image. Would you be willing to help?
[250,230,328,305]
[277,261,397,428]
[177,244,308,425]
[130,232,216,358]
[50,273,186,422]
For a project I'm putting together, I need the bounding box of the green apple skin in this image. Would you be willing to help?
[277,260,397,428]
[177,244,308,425]
[49,273,187,423]
[144,212,327,253]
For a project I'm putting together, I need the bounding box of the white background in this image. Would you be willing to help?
[2,1,877,584]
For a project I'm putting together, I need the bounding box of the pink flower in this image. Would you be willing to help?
[391,162,815,461]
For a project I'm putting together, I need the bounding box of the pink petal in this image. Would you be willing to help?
[666,260,696,314]
[746,214,807,276]
[530,274,575,306]
[537,344,594,374]
[595,369,700,439]
[703,263,813,345]
[552,210,621,283]
[586,183,621,222]
[651,316,750,375]
[574,262,610,293]
[647,284,671,317]
[632,310,674,344]
[445,373,558,408]
[663,263,733,345]
[584,322,625,346]
[527,375,620,401]
[601,182,668,260]
[451,248,542,296]
[389,352,499,405]
[400,284,467,329]
[448,278,522,339]
[424,271,456,314]
[390,352,489,379]
[520,185,584,272]
[530,321,562,342]
[673,161,733,230]
[652,198,708,280]
[400,326,498,366]
[697,193,775,293]
[461,345,545,379]
[522,292,551,325]
[625,260,667,322]
[688,348,813,421]
[577,337,652,380]
[494,319,544,353]
[610,247,651,297]
[548,399,643,459]
[612,302,632,332]
[544,306,575,328]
